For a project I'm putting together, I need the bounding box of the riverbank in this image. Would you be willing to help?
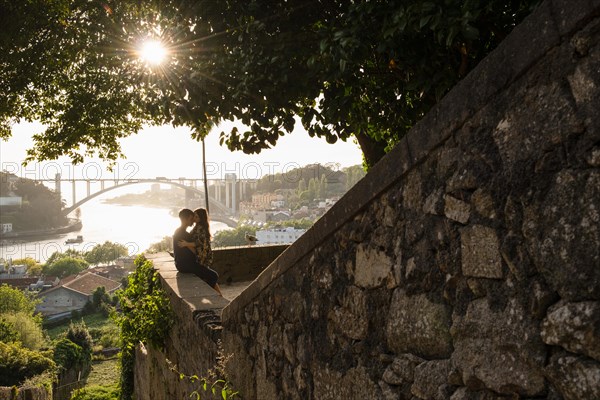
[0,219,82,241]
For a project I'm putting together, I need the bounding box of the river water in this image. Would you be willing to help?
[0,197,230,263]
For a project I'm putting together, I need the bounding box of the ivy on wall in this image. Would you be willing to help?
[113,256,174,400]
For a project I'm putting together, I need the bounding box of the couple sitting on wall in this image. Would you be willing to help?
[173,208,223,296]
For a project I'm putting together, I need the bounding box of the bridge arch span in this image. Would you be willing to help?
[62,180,232,219]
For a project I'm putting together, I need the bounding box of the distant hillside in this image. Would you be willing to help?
[103,187,187,208]
[0,172,67,231]
[255,163,365,195]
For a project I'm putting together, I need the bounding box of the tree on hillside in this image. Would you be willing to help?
[1,312,45,350]
[0,284,40,316]
[44,249,86,267]
[0,284,44,350]
[84,241,129,266]
[43,257,89,278]
[213,226,257,248]
[343,165,367,191]
[13,178,67,228]
[1,1,540,168]
[146,236,173,254]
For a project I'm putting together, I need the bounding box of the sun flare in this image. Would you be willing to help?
[139,39,167,65]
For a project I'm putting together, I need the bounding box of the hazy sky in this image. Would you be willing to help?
[0,119,363,182]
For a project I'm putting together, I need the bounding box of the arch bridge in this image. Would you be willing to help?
[58,178,244,228]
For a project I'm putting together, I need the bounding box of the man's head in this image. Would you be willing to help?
[178,208,195,226]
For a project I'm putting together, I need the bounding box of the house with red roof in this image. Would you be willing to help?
[36,271,121,316]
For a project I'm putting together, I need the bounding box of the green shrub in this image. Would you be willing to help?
[66,321,93,355]
[0,317,19,343]
[113,255,174,400]
[53,338,85,371]
[0,342,56,387]
[97,326,120,349]
[213,226,255,248]
[1,312,45,350]
[0,284,40,317]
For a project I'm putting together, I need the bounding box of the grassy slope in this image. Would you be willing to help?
[45,313,117,340]
[45,313,121,389]
[86,358,120,387]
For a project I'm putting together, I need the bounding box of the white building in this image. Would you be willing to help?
[255,227,306,245]
[36,271,121,316]
[0,197,22,207]
[271,200,286,208]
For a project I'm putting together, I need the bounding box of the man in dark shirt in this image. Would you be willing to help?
[172,209,220,292]
[173,208,197,270]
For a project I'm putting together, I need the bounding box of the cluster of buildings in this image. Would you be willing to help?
[240,192,340,223]
[236,192,341,245]
[0,258,132,319]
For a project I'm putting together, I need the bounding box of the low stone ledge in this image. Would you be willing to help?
[147,253,229,312]
[212,244,288,283]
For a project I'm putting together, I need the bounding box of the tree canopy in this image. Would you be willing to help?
[84,241,129,266]
[43,256,89,278]
[0,284,45,350]
[1,0,539,167]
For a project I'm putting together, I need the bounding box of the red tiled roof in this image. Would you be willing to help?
[63,273,121,296]
[41,271,121,297]
[0,278,38,290]
[60,274,78,285]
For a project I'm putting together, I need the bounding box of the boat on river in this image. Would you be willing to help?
[65,235,84,244]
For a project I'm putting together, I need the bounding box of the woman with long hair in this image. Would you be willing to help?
[178,207,222,296]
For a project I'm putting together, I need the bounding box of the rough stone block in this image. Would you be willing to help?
[327,286,368,340]
[313,365,380,400]
[567,56,599,105]
[451,298,546,396]
[471,189,496,219]
[545,351,600,400]
[386,291,452,358]
[423,188,444,215]
[523,170,600,301]
[354,244,394,288]
[222,331,255,399]
[450,387,512,400]
[492,80,583,167]
[444,195,471,224]
[411,359,451,400]
[382,353,425,386]
[460,225,503,279]
[541,301,600,361]
[447,169,478,192]
[378,380,401,400]
[587,146,600,166]
[402,169,423,211]
[437,146,461,176]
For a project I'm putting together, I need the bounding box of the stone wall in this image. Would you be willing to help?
[212,244,289,284]
[133,245,288,400]
[0,386,51,400]
[218,1,600,399]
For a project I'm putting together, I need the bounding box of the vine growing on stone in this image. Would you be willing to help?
[113,255,174,400]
